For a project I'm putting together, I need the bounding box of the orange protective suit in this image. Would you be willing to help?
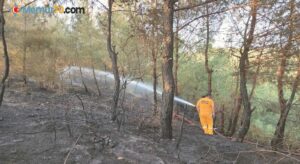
[196,97,215,135]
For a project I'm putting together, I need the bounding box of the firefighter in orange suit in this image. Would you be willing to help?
[196,94,215,135]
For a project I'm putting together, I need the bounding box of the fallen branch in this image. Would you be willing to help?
[63,134,82,164]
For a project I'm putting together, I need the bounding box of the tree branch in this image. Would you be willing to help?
[174,0,217,12]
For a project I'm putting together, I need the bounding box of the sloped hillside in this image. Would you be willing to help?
[0,80,299,164]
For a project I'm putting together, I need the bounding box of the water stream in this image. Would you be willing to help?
[61,66,195,108]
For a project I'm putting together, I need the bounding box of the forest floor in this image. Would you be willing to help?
[0,79,299,164]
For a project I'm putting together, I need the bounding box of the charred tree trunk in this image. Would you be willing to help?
[0,0,9,107]
[22,47,27,85]
[88,27,101,96]
[79,66,89,93]
[219,104,225,134]
[249,63,260,100]
[151,40,158,115]
[150,5,158,115]
[271,0,296,149]
[237,54,252,142]
[226,74,239,135]
[75,42,89,94]
[204,4,213,95]
[107,0,120,121]
[22,15,27,85]
[92,65,101,96]
[174,7,179,97]
[229,50,261,137]
[174,9,179,114]
[227,95,242,137]
[237,0,257,142]
[160,0,175,139]
[272,63,299,149]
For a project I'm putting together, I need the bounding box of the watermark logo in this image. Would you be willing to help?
[12,3,20,16]
[10,3,85,16]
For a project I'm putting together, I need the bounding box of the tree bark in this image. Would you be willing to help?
[204,4,212,95]
[0,0,9,107]
[151,39,158,115]
[237,0,258,142]
[219,104,225,134]
[150,1,158,115]
[92,65,101,96]
[79,66,89,93]
[174,6,179,114]
[271,64,299,149]
[174,5,179,97]
[229,48,261,137]
[271,0,296,149]
[22,15,27,85]
[226,74,239,135]
[107,0,120,121]
[88,26,101,96]
[160,0,175,139]
[227,95,242,137]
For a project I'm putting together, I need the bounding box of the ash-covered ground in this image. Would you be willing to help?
[0,80,298,164]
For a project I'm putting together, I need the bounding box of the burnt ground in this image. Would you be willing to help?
[0,80,299,164]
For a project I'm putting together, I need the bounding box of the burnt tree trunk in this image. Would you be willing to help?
[79,66,89,93]
[150,4,158,115]
[0,0,9,107]
[219,104,225,134]
[271,0,296,149]
[237,0,258,142]
[229,50,261,137]
[160,0,175,139]
[151,41,158,115]
[173,8,180,114]
[92,65,101,96]
[227,95,242,137]
[22,15,27,85]
[107,0,120,121]
[174,7,179,97]
[226,74,239,135]
[272,64,299,149]
[89,28,101,96]
[204,4,213,95]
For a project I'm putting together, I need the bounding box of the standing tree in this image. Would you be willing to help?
[160,0,175,139]
[226,75,242,137]
[271,0,299,149]
[107,0,120,121]
[22,15,28,85]
[204,4,213,95]
[173,2,180,98]
[237,0,258,142]
[150,0,159,115]
[0,0,9,107]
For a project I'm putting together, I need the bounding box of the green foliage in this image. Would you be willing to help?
[250,83,300,144]
[178,48,235,105]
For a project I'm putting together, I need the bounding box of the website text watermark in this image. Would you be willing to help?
[11,4,85,15]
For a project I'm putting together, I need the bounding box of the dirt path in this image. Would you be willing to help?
[0,81,298,164]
